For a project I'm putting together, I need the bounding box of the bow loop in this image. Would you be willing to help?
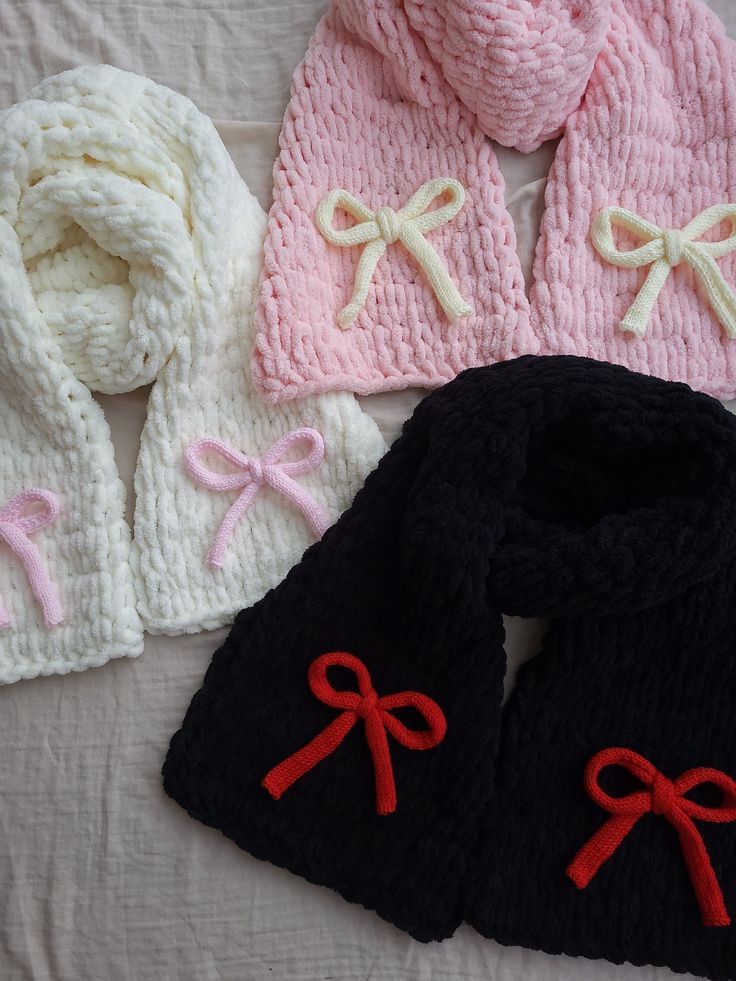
[379,690,449,750]
[315,178,472,328]
[398,177,466,233]
[592,204,736,338]
[263,652,447,815]
[185,429,330,569]
[568,747,736,927]
[316,190,381,247]
[260,428,326,478]
[583,746,654,814]
[681,204,736,257]
[307,651,372,711]
[674,767,736,823]
[0,488,63,629]
[0,488,60,536]
[185,439,253,492]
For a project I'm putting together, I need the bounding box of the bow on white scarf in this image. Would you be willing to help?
[315,178,473,328]
[185,429,330,569]
[0,489,63,628]
[592,205,736,338]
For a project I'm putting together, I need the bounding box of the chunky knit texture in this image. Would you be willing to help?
[404,0,736,396]
[164,354,736,975]
[526,0,736,398]
[260,0,736,399]
[0,65,385,684]
[251,0,536,402]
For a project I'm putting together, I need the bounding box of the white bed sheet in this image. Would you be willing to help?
[0,2,733,979]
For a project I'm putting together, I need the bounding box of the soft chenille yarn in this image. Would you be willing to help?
[164,355,736,977]
[251,0,537,402]
[256,0,736,401]
[0,65,384,684]
[404,0,736,398]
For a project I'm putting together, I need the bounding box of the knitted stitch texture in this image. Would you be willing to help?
[268,0,736,398]
[251,0,536,402]
[404,0,736,397]
[164,355,736,969]
[0,66,385,683]
[466,365,736,979]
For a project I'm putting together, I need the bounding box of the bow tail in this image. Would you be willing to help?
[672,811,731,927]
[619,259,671,337]
[0,525,63,628]
[207,483,258,569]
[337,239,387,328]
[689,249,736,340]
[567,813,640,889]
[262,711,356,800]
[364,713,397,816]
[265,470,330,539]
[400,225,472,322]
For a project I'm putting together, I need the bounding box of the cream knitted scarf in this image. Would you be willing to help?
[0,66,385,684]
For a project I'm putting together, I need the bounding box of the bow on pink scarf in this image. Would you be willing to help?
[184,429,331,569]
[0,489,64,628]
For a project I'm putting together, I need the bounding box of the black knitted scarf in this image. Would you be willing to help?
[164,356,736,980]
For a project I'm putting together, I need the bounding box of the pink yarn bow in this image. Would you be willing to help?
[184,429,331,569]
[0,489,64,629]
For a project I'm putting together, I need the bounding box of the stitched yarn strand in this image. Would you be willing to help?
[184,429,331,569]
[567,747,736,927]
[0,489,63,629]
[592,205,736,338]
[315,178,472,328]
[262,652,447,816]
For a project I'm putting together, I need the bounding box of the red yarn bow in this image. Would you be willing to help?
[262,652,447,815]
[567,747,736,926]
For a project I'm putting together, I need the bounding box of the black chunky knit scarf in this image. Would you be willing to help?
[164,356,736,980]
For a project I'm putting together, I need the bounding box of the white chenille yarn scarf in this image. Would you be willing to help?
[0,66,386,684]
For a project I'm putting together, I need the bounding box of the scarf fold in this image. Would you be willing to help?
[164,355,736,971]
[250,0,536,403]
[0,65,385,683]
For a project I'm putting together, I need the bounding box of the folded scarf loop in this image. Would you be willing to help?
[0,65,385,684]
[263,0,736,398]
[164,354,736,979]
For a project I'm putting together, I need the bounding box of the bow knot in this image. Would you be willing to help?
[315,177,473,329]
[662,229,685,267]
[247,458,265,485]
[651,772,677,816]
[356,687,379,719]
[375,206,400,245]
[567,747,736,927]
[262,652,447,816]
[0,489,63,629]
[592,204,736,338]
[184,429,331,570]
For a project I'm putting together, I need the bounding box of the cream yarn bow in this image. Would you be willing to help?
[315,178,473,328]
[592,205,736,338]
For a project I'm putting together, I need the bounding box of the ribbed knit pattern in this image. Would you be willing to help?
[259,0,736,399]
[470,606,736,981]
[0,66,385,683]
[432,0,736,397]
[251,0,536,402]
[164,355,736,976]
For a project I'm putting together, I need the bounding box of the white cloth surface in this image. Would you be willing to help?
[0,1,733,978]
